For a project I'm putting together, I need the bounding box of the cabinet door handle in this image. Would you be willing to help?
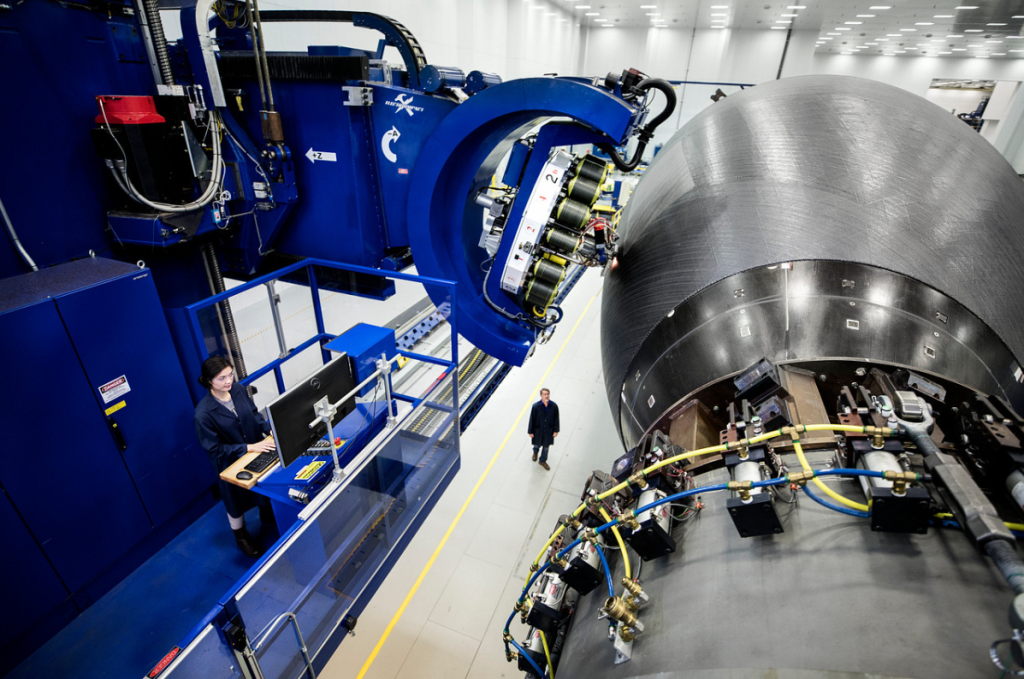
[106,416,128,451]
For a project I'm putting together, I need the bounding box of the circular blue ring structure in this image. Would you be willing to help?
[407,78,636,366]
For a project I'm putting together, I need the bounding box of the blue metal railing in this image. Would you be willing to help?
[185,258,460,396]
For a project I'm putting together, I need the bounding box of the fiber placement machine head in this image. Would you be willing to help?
[500,76,1024,679]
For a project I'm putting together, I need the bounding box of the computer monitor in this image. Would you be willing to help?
[267,354,358,469]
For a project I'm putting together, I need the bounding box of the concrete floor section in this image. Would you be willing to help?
[322,269,620,679]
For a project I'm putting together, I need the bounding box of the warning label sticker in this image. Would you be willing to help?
[99,375,130,404]
[295,460,326,481]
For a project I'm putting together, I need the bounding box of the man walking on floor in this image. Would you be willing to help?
[528,388,559,471]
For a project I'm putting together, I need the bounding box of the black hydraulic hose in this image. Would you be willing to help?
[600,78,677,172]
[143,0,174,86]
[202,244,249,380]
[986,539,1024,596]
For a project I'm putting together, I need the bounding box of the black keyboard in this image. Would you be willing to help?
[244,451,278,473]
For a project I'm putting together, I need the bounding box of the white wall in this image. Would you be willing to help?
[925,88,989,116]
[579,26,1024,170]
[164,0,582,81]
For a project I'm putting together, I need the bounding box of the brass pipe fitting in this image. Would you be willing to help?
[619,625,637,643]
[603,596,639,626]
[738,446,750,460]
[550,553,569,569]
[505,651,518,663]
[621,578,642,596]
[883,470,919,496]
[728,480,753,502]
[581,527,599,544]
[787,469,815,486]
[618,512,640,532]
[502,632,514,643]
[561,515,582,530]
[628,471,649,489]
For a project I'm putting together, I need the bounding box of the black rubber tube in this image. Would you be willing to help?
[600,78,677,172]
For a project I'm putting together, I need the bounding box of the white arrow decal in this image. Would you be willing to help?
[381,126,400,163]
[305,148,337,163]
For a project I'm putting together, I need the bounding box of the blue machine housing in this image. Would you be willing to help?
[324,323,398,397]
[407,77,643,365]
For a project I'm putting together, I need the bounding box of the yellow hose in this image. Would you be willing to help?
[525,425,896,589]
[793,440,870,512]
[934,512,1024,532]
[540,630,555,679]
[599,507,631,580]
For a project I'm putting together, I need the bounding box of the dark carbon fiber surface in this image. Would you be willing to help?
[601,75,1024,447]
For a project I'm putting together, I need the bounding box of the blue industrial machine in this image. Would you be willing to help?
[0,1,674,674]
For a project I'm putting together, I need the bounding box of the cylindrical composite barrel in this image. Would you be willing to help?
[601,75,1024,450]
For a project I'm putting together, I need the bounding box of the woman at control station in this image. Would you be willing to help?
[194,355,277,557]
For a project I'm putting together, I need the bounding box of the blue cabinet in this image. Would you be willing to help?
[0,299,153,591]
[0,257,213,604]
[56,268,212,526]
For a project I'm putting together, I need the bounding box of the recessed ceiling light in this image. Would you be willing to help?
[781,13,798,17]
[836,27,851,31]
[576,4,591,7]
[876,38,889,41]
[820,37,833,40]
[952,47,966,50]
[595,18,608,21]
[777,20,792,24]
[866,42,878,45]
[1014,15,1024,18]
[845,21,863,25]
[946,34,963,38]
[1011,49,1024,52]
[986,40,1003,43]
[639,4,656,7]
[827,32,841,35]
[585,12,599,16]
[993,52,1006,55]
[771,25,788,29]
[965,29,983,32]
[915,22,934,26]
[710,4,729,7]
[712,25,727,28]
[934,15,953,18]
[711,13,727,16]
[857,15,875,18]
[894,50,906,53]
[869,5,891,9]
[955,5,978,9]
[887,33,901,37]
[646,12,661,16]
[988,23,1008,26]
[900,28,917,32]
[939,51,952,54]
[602,24,615,27]
[787,5,807,8]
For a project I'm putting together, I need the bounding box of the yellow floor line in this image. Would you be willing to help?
[354,289,601,679]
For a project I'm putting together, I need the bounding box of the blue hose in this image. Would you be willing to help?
[519,563,551,604]
[594,542,616,598]
[802,483,871,518]
[817,468,886,479]
[509,638,545,677]
[554,538,581,561]
[634,483,730,516]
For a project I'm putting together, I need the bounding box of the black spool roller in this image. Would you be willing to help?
[566,175,602,206]
[532,257,567,285]
[554,198,591,231]
[575,155,609,185]
[545,227,582,255]
[525,277,558,309]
